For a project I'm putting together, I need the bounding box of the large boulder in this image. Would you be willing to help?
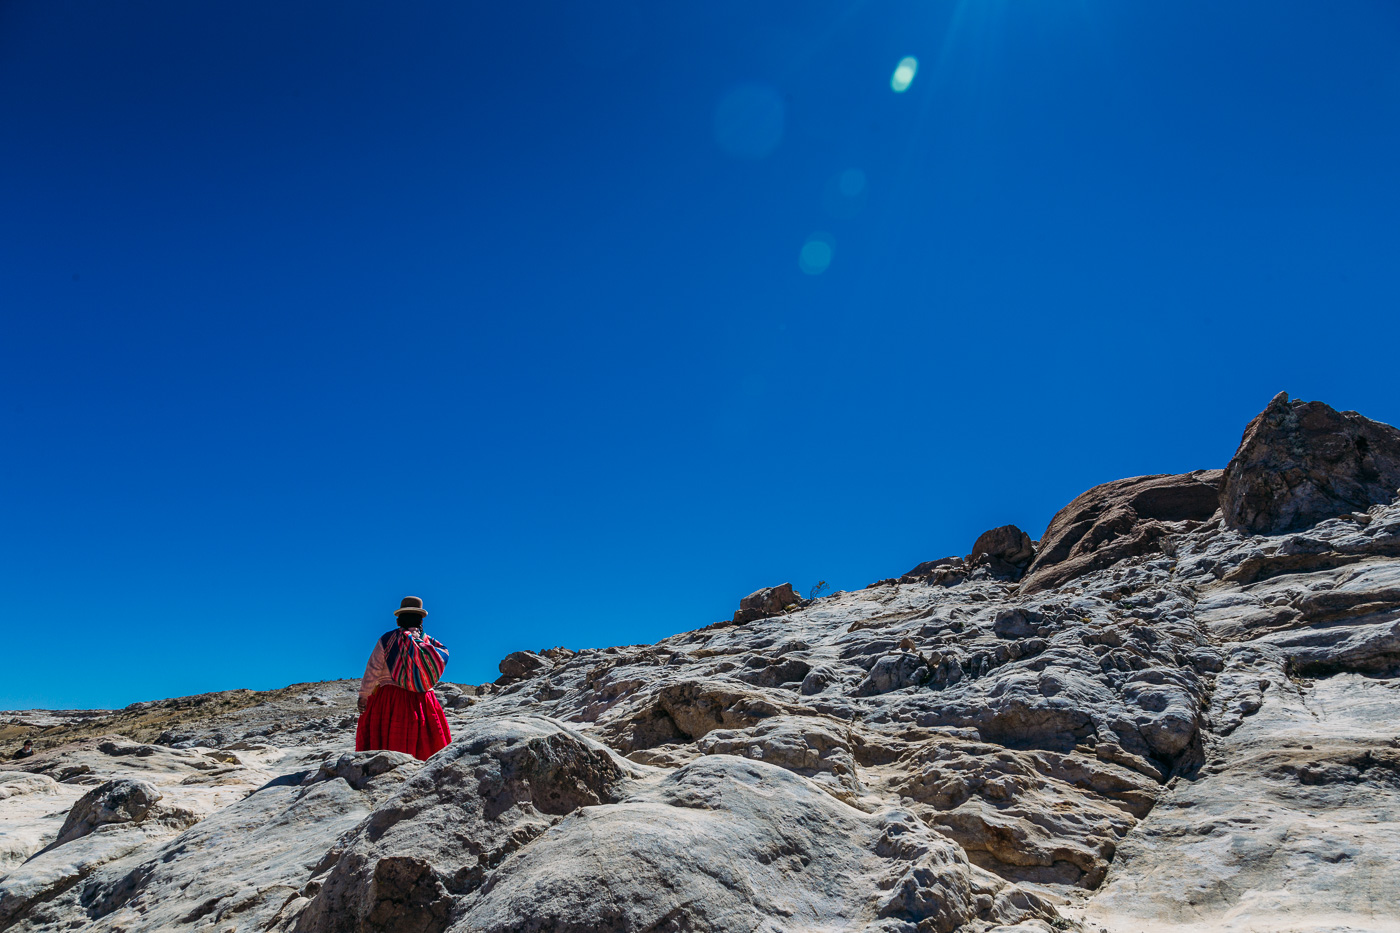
[732,582,802,624]
[1021,470,1223,593]
[53,778,161,847]
[967,525,1036,580]
[1221,392,1400,534]
[497,650,549,682]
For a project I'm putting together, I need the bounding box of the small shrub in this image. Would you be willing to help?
[808,580,830,599]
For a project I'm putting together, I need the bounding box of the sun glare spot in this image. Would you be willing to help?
[823,169,868,218]
[891,57,918,93]
[839,169,866,198]
[799,235,834,275]
[714,84,786,159]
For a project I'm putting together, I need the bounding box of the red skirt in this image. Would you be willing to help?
[355,684,451,760]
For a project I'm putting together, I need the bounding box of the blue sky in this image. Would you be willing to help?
[3,1,1398,709]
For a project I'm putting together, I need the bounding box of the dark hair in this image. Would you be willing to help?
[396,613,425,629]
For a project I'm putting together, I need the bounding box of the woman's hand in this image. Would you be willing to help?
[357,696,367,713]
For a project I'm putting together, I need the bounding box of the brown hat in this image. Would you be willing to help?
[393,596,428,617]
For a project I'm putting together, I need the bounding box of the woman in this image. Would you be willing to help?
[355,596,452,760]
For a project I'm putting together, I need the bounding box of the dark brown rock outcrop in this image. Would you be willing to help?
[967,525,1035,580]
[497,650,549,682]
[1221,391,1400,535]
[899,556,966,586]
[1020,470,1223,593]
[732,583,801,624]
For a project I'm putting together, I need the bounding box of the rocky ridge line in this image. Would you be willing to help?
[1,392,1397,933]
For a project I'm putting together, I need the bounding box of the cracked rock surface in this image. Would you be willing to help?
[2,392,1398,933]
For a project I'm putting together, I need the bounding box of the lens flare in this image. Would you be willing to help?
[891,56,918,93]
[823,169,868,219]
[713,84,785,159]
[799,234,834,275]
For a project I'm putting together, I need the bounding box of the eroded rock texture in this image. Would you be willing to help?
[2,393,1399,933]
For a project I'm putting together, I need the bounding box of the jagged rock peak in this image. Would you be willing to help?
[1222,390,1400,534]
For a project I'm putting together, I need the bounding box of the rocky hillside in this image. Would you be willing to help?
[2,391,1398,933]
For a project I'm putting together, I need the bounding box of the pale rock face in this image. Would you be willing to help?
[695,715,863,799]
[2,394,1399,933]
[300,718,1056,933]
[1,749,418,933]
[1080,672,1400,933]
[0,776,56,805]
[0,774,84,874]
[895,741,1158,889]
[449,756,1055,933]
[855,652,931,696]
